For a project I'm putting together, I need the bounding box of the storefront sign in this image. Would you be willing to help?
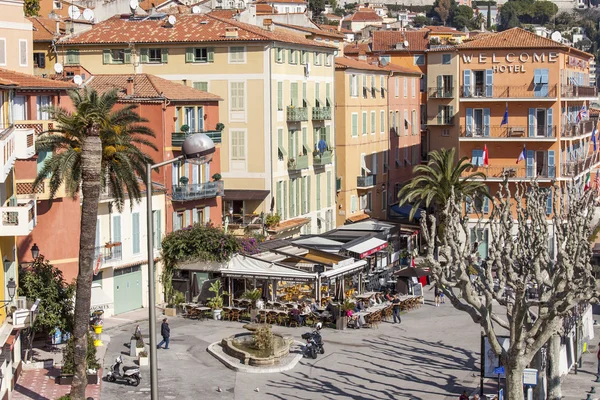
[462,52,558,73]
[568,56,588,69]
[359,242,388,258]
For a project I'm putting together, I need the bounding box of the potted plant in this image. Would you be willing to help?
[179,176,189,186]
[264,214,280,229]
[180,124,190,133]
[58,333,100,385]
[216,122,225,132]
[242,289,262,322]
[212,173,222,181]
[287,158,296,169]
[164,290,184,317]
[135,334,145,356]
[92,319,103,335]
[207,280,229,320]
[138,350,149,367]
[339,299,355,331]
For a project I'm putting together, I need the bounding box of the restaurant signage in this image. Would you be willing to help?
[568,56,588,69]
[359,242,388,259]
[462,52,558,73]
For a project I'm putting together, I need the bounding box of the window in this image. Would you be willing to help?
[383,150,388,173]
[404,110,409,136]
[403,77,408,97]
[326,171,332,207]
[186,47,214,63]
[394,77,399,97]
[371,111,376,134]
[195,48,207,62]
[371,75,376,98]
[362,75,368,98]
[12,96,26,120]
[395,147,400,167]
[382,190,387,210]
[231,130,246,162]
[411,78,416,98]
[325,54,331,66]
[230,82,245,112]
[277,82,283,111]
[350,74,359,97]
[276,48,284,63]
[132,212,140,254]
[437,105,454,125]
[37,96,51,120]
[380,110,385,133]
[420,75,426,92]
[173,212,183,231]
[65,49,79,65]
[362,111,367,135]
[470,228,489,259]
[302,50,308,64]
[33,53,46,68]
[351,113,358,137]
[0,39,5,66]
[53,0,62,8]
[411,110,417,135]
[351,195,358,213]
[414,54,425,65]
[149,48,163,63]
[111,49,124,63]
[371,152,378,174]
[152,210,162,249]
[380,75,385,97]
[442,128,450,137]
[289,49,297,64]
[19,40,27,67]
[442,54,451,65]
[435,75,454,97]
[229,46,245,63]
[193,81,208,91]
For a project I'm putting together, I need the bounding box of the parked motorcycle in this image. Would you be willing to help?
[301,322,325,359]
[105,355,141,386]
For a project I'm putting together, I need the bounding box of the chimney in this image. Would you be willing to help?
[56,21,60,34]
[225,27,239,38]
[126,77,134,96]
[263,18,274,32]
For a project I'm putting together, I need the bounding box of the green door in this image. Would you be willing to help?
[113,266,143,315]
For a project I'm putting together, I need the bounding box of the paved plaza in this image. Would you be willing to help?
[100,296,482,400]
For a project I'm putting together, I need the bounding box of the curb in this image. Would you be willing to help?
[207,341,304,373]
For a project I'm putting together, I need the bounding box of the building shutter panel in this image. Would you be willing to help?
[463,70,471,97]
[546,191,553,215]
[528,108,535,137]
[184,210,191,228]
[132,213,140,254]
[485,69,493,97]
[276,183,282,217]
[547,150,555,178]
[124,49,132,64]
[326,171,332,207]
[277,82,283,110]
[288,49,293,64]
[466,108,473,136]
[172,211,180,231]
[103,50,111,64]
[483,108,490,137]
[113,215,121,243]
[526,150,534,178]
[349,75,354,97]
[185,48,194,63]
[541,69,549,96]
[316,174,321,208]
[207,48,214,62]
[290,82,298,107]
[437,106,443,125]
[140,48,149,63]
[436,75,442,97]
[161,48,169,63]
[547,107,553,137]
[325,125,331,146]
[466,197,472,213]
[283,181,287,219]
[172,162,178,186]
[307,175,311,213]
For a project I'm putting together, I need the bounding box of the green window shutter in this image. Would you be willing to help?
[314,52,318,65]
[371,112,375,133]
[288,131,294,159]
[290,179,295,217]
[302,82,308,106]
[437,106,443,124]
[186,48,194,63]
[132,212,140,254]
[207,48,214,62]
[113,215,121,243]
[276,182,282,217]
[351,114,358,137]
[278,128,283,154]
[316,174,321,209]
[283,181,287,219]
[277,82,283,110]
[161,48,168,63]
[326,82,331,104]
[301,177,306,214]
[326,125,331,145]
[193,82,208,91]
[290,82,298,107]
[140,48,149,63]
[124,49,132,64]
[362,112,367,134]
[326,171,332,207]
[314,128,319,150]
[307,175,311,213]
[103,49,111,65]
[315,82,320,106]
[281,48,286,63]
[288,49,293,64]
[71,50,80,65]
[302,127,307,150]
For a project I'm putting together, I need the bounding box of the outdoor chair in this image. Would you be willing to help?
[257,311,268,323]
[370,311,382,329]
[222,308,231,321]
[304,313,317,327]
[383,306,392,321]
[230,309,240,322]
[267,311,278,324]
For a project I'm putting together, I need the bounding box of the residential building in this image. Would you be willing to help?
[272,22,345,53]
[334,57,421,225]
[263,0,307,14]
[29,16,66,77]
[427,28,597,258]
[59,13,338,238]
[341,10,383,33]
[0,0,34,74]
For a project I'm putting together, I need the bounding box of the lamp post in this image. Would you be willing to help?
[146,133,215,400]
[30,244,39,260]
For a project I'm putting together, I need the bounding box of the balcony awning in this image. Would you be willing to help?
[90,286,113,312]
[220,255,317,282]
[343,237,388,259]
[224,189,270,201]
[361,154,371,174]
[321,260,367,279]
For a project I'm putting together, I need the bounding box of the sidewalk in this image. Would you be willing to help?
[561,326,600,400]
[102,306,161,331]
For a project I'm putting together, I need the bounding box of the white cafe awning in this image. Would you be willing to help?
[91,286,113,312]
[321,260,367,279]
[220,255,317,282]
[345,237,388,259]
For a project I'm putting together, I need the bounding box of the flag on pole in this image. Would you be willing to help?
[595,170,600,191]
[577,105,588,123]
[516,145,526,164]
[483,144,489,167]
[584,171,591,191]
[594,125,598,151]
[500,103,508,126]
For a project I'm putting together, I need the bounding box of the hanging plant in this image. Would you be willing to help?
[180,124,190,133]
[216,122,225,132]
[212,173,222,181]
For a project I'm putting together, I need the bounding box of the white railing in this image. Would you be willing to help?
[0,199,36,236]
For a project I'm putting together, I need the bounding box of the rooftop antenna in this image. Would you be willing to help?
[68,5,80,19]
[129,0,139,16]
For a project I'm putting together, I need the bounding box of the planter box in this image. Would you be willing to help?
[135,346,145,356]
[87,373,99,385]
[164,307,177,317]
[57,373,99,385]
[138,356,149,367]
[12,309,29,328]
[130,339,138,357]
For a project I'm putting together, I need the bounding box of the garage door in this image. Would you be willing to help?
[114,265,143,315]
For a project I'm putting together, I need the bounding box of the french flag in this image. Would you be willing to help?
[516,146,526,164]
[483,145,489,167]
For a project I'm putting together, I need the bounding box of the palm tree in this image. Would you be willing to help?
[397,147,489,223]
[34,88,156,399]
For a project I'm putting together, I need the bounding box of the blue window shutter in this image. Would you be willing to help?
[483,196,489,214]
[471,150,480,166]
[113,215,121,243]
[466,108,473,136]
[546,190,552,215]
[172,162,178,185]
[483,108,490,137]
[547,150,555,178]
[534,69,541,84]
[547,108,553,137]
[526,150,534,178]
[463,70,471,97]
[485,69,493,97]
[172,211,180,231]
[528,108,535,137]
[541,69,549,96]
[132,212,140,254]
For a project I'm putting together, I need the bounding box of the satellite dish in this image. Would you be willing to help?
[192,5,201,13]
[403,40,409,48]
[73,75,83,85]
[54,63,63,73]
[68,5,81,19]
[83,8,94,21]
[129,0,139,11]
[167,15,177,25]
[551,31,562,42]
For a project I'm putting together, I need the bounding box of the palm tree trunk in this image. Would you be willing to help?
[70,126,102,400]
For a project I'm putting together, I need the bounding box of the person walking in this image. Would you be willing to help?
[434,285,441,307]
[459,391,469,400]
[157,318,170,350]
[391,295,401,324]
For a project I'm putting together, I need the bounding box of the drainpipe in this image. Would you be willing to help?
[267,43,273,218]
[387,71,393,213]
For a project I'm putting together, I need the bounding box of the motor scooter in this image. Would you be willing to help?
[301,322,325,359]
[105,355,141,386]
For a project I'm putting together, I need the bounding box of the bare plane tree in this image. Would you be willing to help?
[420,180,598,400]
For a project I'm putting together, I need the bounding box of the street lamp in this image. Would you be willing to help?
[30,244,39,260]
[145,132,215,400]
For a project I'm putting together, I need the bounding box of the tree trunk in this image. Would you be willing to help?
[70,126,102,400]
[546,334,562,400]
[532,346,546,400]
[506,360,525,400]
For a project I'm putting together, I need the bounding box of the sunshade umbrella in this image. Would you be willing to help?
[394,267,430,278]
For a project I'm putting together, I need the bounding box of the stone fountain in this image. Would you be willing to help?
[220,324,293,366]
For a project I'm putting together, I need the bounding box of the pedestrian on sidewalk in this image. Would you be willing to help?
[392,295,401,324]
[459,390,469,400]
[433,285,441,307]
[157,318,170,349]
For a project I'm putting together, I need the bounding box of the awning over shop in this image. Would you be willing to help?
[391,204,424,220]
[344,237,388,259]
[90,286,113,312]
[177,260,224,272]
[321,260,367,279]
[224,189,270,201]
[220,255,317,282]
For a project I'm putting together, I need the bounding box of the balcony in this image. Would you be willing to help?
[172,181,224,201]
[561,85,598,99]
[227,214,264,231]
[461,165,555,180]
[287,154,309,171]
[357,174,376,188]
[172,130,222,147]
[561,120,595,138]
[312,107,332,120]
[460,84,557,100]
[561,155,597,177]
[313,150,333,166]
[460,125,556,139]
[429,117,454,126]
[15,178,67,200]
[428,87,454,98]
[287,107,308,122]
[94,243,123,265]
[0,199,36,236]
[0,125,35,183]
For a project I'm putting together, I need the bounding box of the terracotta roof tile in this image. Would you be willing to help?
[344,42,371,54]
[28,17,65,42]
[85,74,222,101]
[346,213,370,223]
[256,3,277,14]
[345,11,382,22]
[372,30,429,52]
[0,69,76,90]
[266,0,306,3]
[207,9,239,19]
[274,22,345,39]
[320,24,352,34]
[267,217,310,233]
[457,28,594,59]
[322,13,341,20]
[60,13,336,49]
[335,56,421,75]
[425,25,462,35]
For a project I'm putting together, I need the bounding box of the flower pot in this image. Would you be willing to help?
[138,356,149,367]
[93,339,103,347]
[56,375,74,385]
[164,307,177,317]
[135,346,145,356]
[87,372,99,385]
[93,326,102,334]
[213,309,222,320]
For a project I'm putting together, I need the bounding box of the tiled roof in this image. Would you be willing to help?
[85,74,222,102]
[0,69,76,90]
[29,17,65,42]
[60,13,336,49]
[343,42,371,54]
[425,25,462,35]
[274,22,345,39]
[319,24,352,34]
[344,11,382,22]
[207,9,239,19]
[267,0,306,3]
[322,13,341,20]
[372,30,429,52]
[426,45,457,53]
[266,217,310,234]
[457,28,594,58]
[346,213,370,223]
[335,56,421,75]
[256,3,277,14]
